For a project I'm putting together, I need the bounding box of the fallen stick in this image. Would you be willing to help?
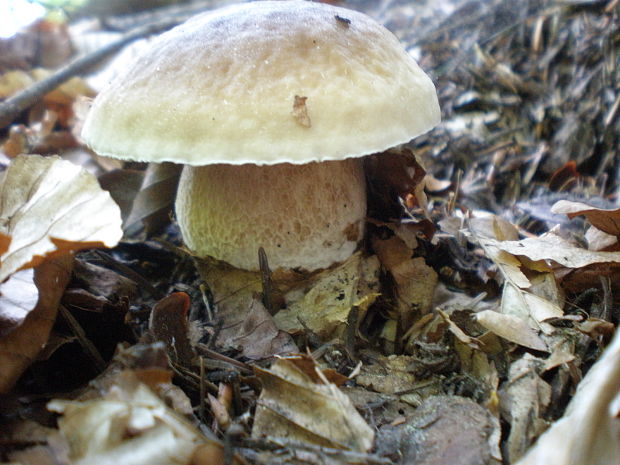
[0,17,180,129]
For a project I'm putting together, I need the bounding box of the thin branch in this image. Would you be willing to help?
[0,17,181,129]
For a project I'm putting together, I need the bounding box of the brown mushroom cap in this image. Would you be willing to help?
[81,1,440,271]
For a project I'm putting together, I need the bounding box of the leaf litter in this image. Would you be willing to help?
[1,0,620,464]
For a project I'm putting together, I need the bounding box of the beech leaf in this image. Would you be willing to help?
[480,231,620,269]
[252,355,374,452]
[0,154,123,282]
[551,200,620,236]
[476,310,548,352]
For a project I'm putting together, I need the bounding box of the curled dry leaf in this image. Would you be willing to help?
[123,162,181,234]
[483,230,620,269]
[500,354,552,463]
[551,199,620,236]
[148,292,195,366]
[231,298,298,360]
[0,255,73,393]
[476,309,548,352]
[48,371,236,465]
[0,154,123,282]
[275,251,380,339]
[252,355,374,452]
[372,235,438,329]
[516,328,620,465]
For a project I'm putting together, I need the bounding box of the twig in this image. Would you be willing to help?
[258,247,275,315]
[0,17,181,129]
[59,304,107,372]
[94,249,163,299]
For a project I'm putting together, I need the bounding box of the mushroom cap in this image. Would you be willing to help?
[81,0,440,166]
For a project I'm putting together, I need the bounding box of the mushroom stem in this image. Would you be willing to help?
[175,158,366,271]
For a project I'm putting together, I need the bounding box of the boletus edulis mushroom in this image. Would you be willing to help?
[82,0,440,272]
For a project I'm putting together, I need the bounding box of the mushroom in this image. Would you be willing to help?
[81,0,440,272]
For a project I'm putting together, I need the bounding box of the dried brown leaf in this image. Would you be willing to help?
[98,168,144,224]
[551,199,620,236]
[0,255,73,393]
[124,162,181,233]
[501,282,563,335]
[231,298,297,360]
[275,252,380,338]
[252,356,374,452]
[373,235,438,328]
[48,371,227,465]
[355,355,418,395]
[398,396,501,465]
[0,154,122,282]
[516,329,620,465]
[148,292,195,366]
[485,231,620,269]
[500,354,551,463]
[476,310,548,352]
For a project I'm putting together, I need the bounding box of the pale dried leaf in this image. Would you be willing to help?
[485,231,620,269]
[437,309,480,347]
[355,355,418,395]
[47,372,227,465]
[516,329,620,465]
[585,226,618,251]
[501,283,563,334]
[373,235,438,327]
[0,154,122,282]
[551,199,620,236]
[232,298,298,360]
[275,252,380,338]
[482,244,532,289]
[501,354,551,463]
[0,268,37,337]
[476,310,548,352]
[252,356,374,452]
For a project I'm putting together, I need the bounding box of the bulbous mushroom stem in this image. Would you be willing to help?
[175,158,366,271]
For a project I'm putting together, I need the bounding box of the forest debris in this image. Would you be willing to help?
[148,292,195,366]
[552,199,620,236]
[500,355,552,463]
[275,252,380,339]
[252,355,374,452]
[0,154,122,282]
[123,162,181,234]
[476,310,548,352]
[389,395,501,465]
[354,355,418,395]
[0,17,182,129]
[0,419,68,465]
[0,255,73,393]
[48,370,235,465]
[515,327,620,465]
[372,235,438,330]
[230,298,298,360]
[487,230,620,269]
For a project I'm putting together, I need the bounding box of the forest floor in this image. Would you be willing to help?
[0,0,619,464]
